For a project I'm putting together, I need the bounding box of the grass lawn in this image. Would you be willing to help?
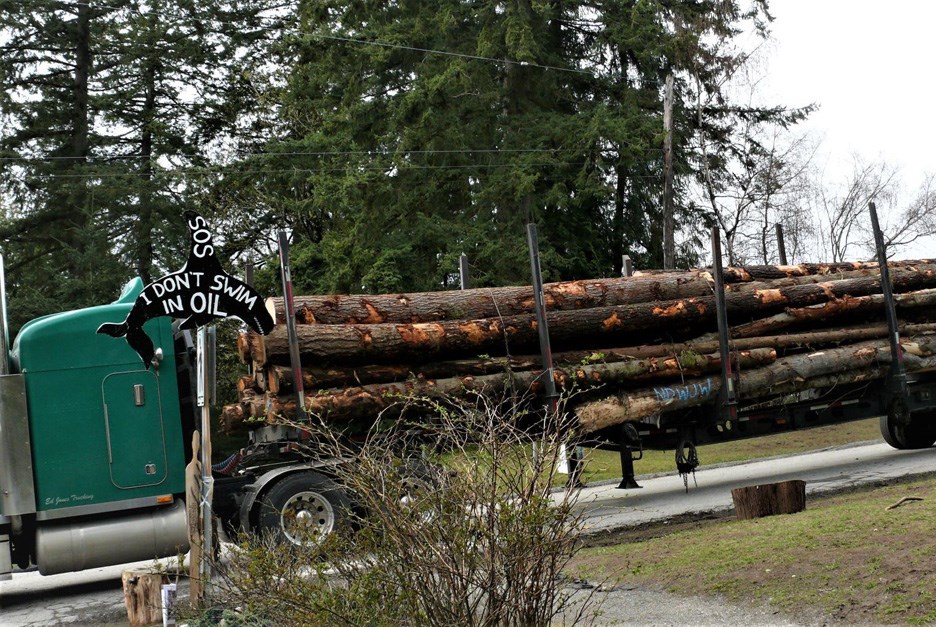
[570,475,936,624]
[574,417,884,484]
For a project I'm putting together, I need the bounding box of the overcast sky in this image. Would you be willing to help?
[766,0,933,189]
[759,0,935,258]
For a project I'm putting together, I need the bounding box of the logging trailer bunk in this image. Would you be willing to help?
[597,203,936,491]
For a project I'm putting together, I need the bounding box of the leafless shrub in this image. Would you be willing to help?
[202,390,597,626]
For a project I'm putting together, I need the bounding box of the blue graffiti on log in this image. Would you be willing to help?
[653,378,715,403]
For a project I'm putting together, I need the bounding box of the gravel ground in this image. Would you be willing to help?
[0,571,829,626]
[560,583,825,626]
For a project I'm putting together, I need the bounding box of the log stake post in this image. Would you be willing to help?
[869,202,907,398]
[459,253,470,290]
[617,255,642,490]
[526,224,581,487]
[870,202,911,437]
[711,229,737,425]
[775,223,788,265]
[277,230,307,424]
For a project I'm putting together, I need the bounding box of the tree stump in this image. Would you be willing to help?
[122,568,169,626]
[731,479,806,520]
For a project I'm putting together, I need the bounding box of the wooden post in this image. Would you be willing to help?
[731,479,806,520]
[122,568,169,626]
[185,430,204,605]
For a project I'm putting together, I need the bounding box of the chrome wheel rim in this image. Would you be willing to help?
[280,490,335,545]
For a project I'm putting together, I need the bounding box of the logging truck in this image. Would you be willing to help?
[4,213,936,578]
[0,270,369,579]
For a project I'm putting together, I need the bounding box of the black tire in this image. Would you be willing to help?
[391,459,447,523]
[256,471,351,546]
[880,409,936,450]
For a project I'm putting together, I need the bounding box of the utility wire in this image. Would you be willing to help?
[240,15,597,76]
[0,146,663,163]
[22,161,594,179]
[303,31,594,76]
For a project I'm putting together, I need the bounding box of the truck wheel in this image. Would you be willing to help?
[398,459,445,519]
[880,409,936,450]
[256,471,351,546]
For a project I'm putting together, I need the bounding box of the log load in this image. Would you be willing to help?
[250,267,936,368]
[264,261,936,325]
[223,259,936,436]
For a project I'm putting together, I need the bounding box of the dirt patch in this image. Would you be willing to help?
[580,509,735,548]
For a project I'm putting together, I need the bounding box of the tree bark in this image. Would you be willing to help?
[260,347,777,395]
[220,402,270,434]
[702,259,934,282]
[245,348,777,424]
[264,263,936,326]
[730,288,936,338]
[732,480,806,520]
[726,263,936,294]
[261,358,541,395]
[265,272,720,324]
[574,338,936,432]
[122,568,169,626]
[249,268,936,367]
[554,322,936,364]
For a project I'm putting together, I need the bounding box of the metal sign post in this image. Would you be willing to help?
[92,211,275,604]
[196,326,215,591]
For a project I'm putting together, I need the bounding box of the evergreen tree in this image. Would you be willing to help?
[0,0,281,326]
[0,0,124,328]
[240,0,808,294]
[239,0,627,294]
[0,0,812,320]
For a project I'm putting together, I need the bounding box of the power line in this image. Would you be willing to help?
[303,31,595,76]
[0,145,663,164]
[23,161,591,179]
[8,160,666,181]
[241,15,597,76]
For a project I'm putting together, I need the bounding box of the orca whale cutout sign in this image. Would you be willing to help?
[97,211,275,368]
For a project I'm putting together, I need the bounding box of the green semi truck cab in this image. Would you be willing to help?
[0,276,354,579]
[0,278,192,577]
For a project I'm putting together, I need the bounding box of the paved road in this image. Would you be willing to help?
[0,558,182,626]
[572,441,936,533]
[3,441,936,625]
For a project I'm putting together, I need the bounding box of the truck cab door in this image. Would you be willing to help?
[102,370,168,489]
